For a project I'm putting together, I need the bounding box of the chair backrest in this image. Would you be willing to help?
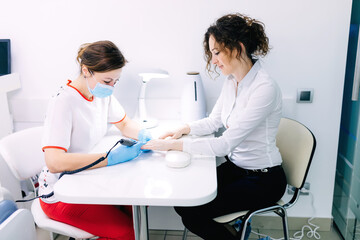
[0,187,14,202]
[0,127,45,180]
[276,118,316,189]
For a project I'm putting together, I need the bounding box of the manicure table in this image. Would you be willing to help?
[54,123,217,240]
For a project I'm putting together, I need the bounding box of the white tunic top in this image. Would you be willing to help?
[183,61,283,169]
[38,80,126,203]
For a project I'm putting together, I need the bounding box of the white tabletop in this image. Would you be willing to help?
[53,124,217,207]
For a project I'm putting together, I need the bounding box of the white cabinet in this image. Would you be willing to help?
[0,73,20,139]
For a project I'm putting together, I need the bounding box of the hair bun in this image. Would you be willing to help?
[75,40,127,74]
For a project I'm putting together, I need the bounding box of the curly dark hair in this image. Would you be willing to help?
[204,13,269,74]
[76,40,127,74]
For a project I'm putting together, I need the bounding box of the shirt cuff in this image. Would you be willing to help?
[182,138,192,153]
[188,122,196,135]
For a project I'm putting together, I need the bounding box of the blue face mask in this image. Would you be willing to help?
[86,74,114,98]
[89,82,114,98]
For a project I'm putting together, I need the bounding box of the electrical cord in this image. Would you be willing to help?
[292,192,321,240]
[250,191,321,240]
[16,138,135,203]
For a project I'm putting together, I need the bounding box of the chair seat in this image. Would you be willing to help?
[213,199,285,223]
[31,199,95,239]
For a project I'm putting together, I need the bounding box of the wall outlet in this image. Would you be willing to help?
[287,182,310,195]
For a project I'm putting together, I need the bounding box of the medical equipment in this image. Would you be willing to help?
[119,138,136,147]
[16,138,138,203]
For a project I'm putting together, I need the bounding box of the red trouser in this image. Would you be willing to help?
[40,199,135,240]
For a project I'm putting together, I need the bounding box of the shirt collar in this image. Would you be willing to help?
[228,60,262,87]
[66,80,93,102]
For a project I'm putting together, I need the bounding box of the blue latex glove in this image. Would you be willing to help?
[138,129,152,143]
[138,129,152,152]
[107,142,144,166]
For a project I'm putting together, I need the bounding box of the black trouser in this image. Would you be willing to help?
[175,160,287,240]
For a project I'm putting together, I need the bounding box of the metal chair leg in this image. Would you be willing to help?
[182,227,188,240]
[239,217,250,240]
[275,207,290,240]
[280,209,289,240]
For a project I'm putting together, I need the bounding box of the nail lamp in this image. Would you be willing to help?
[138,70,169,128]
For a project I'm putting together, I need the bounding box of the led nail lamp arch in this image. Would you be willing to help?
[138,70,169,129]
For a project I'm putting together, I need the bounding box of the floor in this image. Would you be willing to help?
[36,224,344,240]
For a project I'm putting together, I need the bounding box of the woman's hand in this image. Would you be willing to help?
[159,124,191,139]
[141,139,183,151]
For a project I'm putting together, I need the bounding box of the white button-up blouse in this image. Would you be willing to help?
[182,61,283,169]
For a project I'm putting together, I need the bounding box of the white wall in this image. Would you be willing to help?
[0,0,352,220]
